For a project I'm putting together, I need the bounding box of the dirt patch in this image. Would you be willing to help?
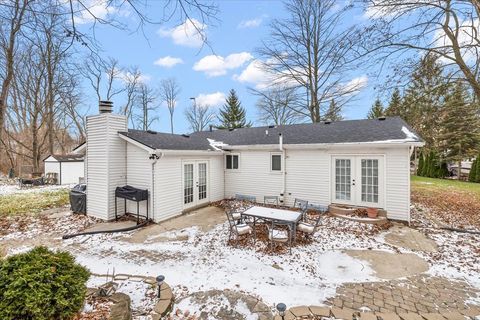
[384,224,438,252]
[345,250,429,279]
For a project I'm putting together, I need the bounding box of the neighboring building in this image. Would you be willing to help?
[85,104,424,223]
[43,154,85,185]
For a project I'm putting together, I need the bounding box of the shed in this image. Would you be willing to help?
[44,154,85,185]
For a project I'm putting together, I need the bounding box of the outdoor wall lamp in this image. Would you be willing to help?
[276,303,287,319]
[156,275,165,298]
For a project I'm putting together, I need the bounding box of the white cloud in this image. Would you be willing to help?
[195,92,225,107]
[193,52,253,77]
[233,60,270,87]
[118,70,151,84]
[340,75,368,94]
[158,19,206,48]
[74,0,117,25]
[238,18,262,29]
[154,56,184,68]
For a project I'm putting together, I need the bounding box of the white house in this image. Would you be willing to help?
[84,104,424,223]
[44,154,85,185]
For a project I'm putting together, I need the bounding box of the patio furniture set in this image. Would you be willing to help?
[225,195,328,252]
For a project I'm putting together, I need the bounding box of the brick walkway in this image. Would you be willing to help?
[326,275,479,315]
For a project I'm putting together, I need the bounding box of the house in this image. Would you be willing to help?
[43,154,85,185]
[84,102,424,223]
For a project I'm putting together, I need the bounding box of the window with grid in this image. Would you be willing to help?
[271,154,282,171]
[335,159,351,200]
[226,154,239,169]
[361,159,379,203]
[184,164,194,204]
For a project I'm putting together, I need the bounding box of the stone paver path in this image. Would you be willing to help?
[326,275,479,315]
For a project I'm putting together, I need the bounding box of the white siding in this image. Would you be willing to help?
[60,161,84,185]
[44,159,60,183]
[224,150,284,203]
[154,154,224,222]
[86,114,127,220]
[126,143,152,218]
[225,145,411,221]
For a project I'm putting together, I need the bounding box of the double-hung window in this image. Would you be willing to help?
[226,154,239,170]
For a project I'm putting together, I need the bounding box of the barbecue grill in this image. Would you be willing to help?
[115,185,149,223]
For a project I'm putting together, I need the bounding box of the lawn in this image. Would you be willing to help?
[0,189,70,215]
[411,175,480,228]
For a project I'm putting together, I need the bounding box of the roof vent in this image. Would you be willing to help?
[324,120,332,124]
[99,100,113,114]
[182,134,190,138]
[146,130,157,134]
[378,116,386,121]
[268,125,275,128]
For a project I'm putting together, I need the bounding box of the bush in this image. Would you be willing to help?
[0,246,90,320]
[469,158,477,182]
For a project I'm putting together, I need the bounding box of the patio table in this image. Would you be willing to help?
[241,206,303,242]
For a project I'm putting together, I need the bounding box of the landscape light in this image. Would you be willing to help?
[276,303,287,319]
[156,275,165,298]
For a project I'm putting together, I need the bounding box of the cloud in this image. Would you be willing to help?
[154,56,184,68]
[118,70,151,84]
[238,17,262,29]
[340,75,368,94]
[233,60,270,87]
[74,0,118,24]
[158,18,206,48]
[195,92,226,107]
[193,52,253,77]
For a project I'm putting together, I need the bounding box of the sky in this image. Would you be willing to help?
[76,0,377,134]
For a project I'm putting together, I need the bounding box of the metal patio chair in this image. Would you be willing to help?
[225,209,252,247]
[293,198,309,220]
[268,220,293,254]
[264,195,279,206]
[297,205,328,239]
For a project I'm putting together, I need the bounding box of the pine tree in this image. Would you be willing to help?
[385,88,402,117]
[417,152,424,176]
[439,81,480,179]
[324,99,343,121]
[422,152,430,176]
[217,89,251,129]
[367,98,384,119]
[475,153,480,183]
[468,158,477,182]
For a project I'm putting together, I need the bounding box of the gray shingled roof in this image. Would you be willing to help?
[46,154,84,162]
[119,117,423,151]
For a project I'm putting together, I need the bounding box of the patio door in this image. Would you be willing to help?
[183,161,209,209]
[332,156,384,208]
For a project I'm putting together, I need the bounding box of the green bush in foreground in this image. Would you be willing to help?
[0,246,90,320]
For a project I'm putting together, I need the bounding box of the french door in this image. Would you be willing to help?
[332,155,384,208]
[183,161,209,209]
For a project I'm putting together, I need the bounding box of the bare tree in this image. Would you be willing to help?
[120,66,142,127]
[159,78,181,134]
[253,86,304,125]
[134,83,158,131]
[184,102,216,132]
[258,0,363,123]
[361,0,480,102]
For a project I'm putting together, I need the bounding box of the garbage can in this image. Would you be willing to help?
[69,184,86,214]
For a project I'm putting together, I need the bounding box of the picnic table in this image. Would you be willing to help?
[241,206,303,242]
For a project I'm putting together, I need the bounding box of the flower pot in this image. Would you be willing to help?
[367,208,378,218]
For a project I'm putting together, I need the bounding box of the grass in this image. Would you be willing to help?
[411,175,480,196]
[0,189,70,215]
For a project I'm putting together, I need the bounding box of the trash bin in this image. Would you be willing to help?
[69,184,86,214]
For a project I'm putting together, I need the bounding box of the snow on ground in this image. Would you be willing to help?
[0,183,73,196]
[59,217,391,308]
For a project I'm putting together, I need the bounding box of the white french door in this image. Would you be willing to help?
[183,161,209,209]
[332,155,384,208]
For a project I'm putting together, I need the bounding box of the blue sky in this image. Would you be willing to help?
[77,0,377,134]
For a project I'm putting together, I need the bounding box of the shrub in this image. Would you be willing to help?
[0,246,90,320]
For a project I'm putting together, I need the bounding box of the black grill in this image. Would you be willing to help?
[115,185,148,201]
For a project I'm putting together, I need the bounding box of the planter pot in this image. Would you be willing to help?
[367,208,378,218]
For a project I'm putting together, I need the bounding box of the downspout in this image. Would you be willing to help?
[279,133,286,205]
[150,152,163,222]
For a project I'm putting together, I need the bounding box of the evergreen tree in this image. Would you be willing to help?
[367,98,384,119]
[217,89,251,129]
[417,152,424,176]
[439,81,480,179]
[476,154,480,183]
[468,158,477,182]
[385,88,402,117]
[324,99,343,121]
[422,152,430,176]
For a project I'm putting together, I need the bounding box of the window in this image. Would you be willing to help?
[226,154,239,169]
[271,154,282,171]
